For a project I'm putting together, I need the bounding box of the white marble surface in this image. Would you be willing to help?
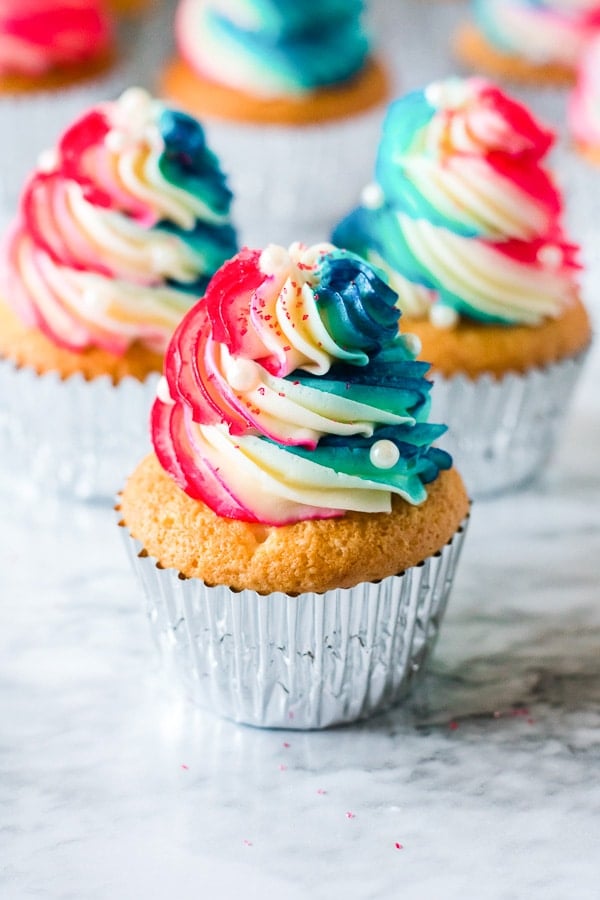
[2,2,600,898]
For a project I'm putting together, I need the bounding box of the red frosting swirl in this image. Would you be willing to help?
[0,1,114,77]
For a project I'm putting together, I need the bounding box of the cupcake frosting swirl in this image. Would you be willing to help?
[0,0,114,77]
[471,0,600,67]
[568,35,600,151]
[2,88,237,355]
[152,242,451,525]
[175,0,370,97]
[333,77,579,327]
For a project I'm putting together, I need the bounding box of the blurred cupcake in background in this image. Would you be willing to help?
[0,87,238,500]
[161,0,390,246]
[568,34,600,163]
[333,77,592,497]
[0,0,129,208]
[454,0,600,86]
[119,240,470,729]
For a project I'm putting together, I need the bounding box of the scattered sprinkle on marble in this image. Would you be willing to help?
[449,721,459,730]
[282,742,291,749]
[279,764,288,772]
[180,764,189,770]
[346,811,356,819]
[317,789,327,795]
[394,842,404,850]
[243,839,253,847]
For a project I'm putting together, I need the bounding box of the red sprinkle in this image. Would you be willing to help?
[345,812,356,819]
[317,789,327,795]
[283,742,291,749]
[180,764,189,770]
[394,842,404,850]
[449,721,459,730]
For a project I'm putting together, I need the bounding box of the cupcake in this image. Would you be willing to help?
[333,77,592,498]
[118,241,470,729]
[0,1,127,207]
[568,35,600,163]
[0,87,238,500]
[161,0,390,246]
[454,0,600,86]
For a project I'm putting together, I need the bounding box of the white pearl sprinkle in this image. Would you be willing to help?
[156,376,174,405]
[118,86,152,117]
[227,358,261,393]
[430,304,459,329]
[37,148,59,173]
[402,333,422,357]
[361,182,385,210]
[105,130,128,153]
[259,244,291,276]
[537,244,563,269]
[370,439,400,470]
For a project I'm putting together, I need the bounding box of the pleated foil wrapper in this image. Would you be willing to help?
[202,103,387,249]
[429,350,589,499]
[121,518,469,730]
[0,357,158,501]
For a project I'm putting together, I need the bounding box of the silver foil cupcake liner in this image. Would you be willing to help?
[120,518,469,729]
[0,357,158,501]
[429,350,589,499]
[202,103,387,249]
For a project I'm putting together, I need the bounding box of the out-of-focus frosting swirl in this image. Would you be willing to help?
[568,35,600,152]
[472,0,600,67]
[333,77,579,328]
[175,0,370,97]
[0,0,114,77]
[152,242,451,525]
[2,88,238,355]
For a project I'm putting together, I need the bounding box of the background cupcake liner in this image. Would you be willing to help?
[120,518,469,730]
[0,63,131,212]
[202,104,387,249]
[0,358,158,502]
[429,350,589,500]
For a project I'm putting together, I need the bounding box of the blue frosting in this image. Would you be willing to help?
[155,109,238,294]
[257,252,453,495]
[205,2,370,92]
[375,91,481,237]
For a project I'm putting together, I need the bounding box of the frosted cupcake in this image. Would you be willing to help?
[333,77,592,497]
[0,87,237,500]
[454,0,600,86]
[119,241,470,729]
[0,1,128,207]
[568,34,600,163]
[161,0,390,246]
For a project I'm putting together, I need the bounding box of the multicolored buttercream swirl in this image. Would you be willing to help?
[0,0,114,77]
[568,35,600,154]
[2,88,238,355]
[152,242,451,525]
[471,0,600,67]
[175,0,370,97]
[333,77,579,328]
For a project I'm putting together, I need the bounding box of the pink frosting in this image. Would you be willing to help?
[569,35,600,152]
[0,0,114,77]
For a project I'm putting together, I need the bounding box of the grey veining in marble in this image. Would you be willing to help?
[1,2,600,899]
